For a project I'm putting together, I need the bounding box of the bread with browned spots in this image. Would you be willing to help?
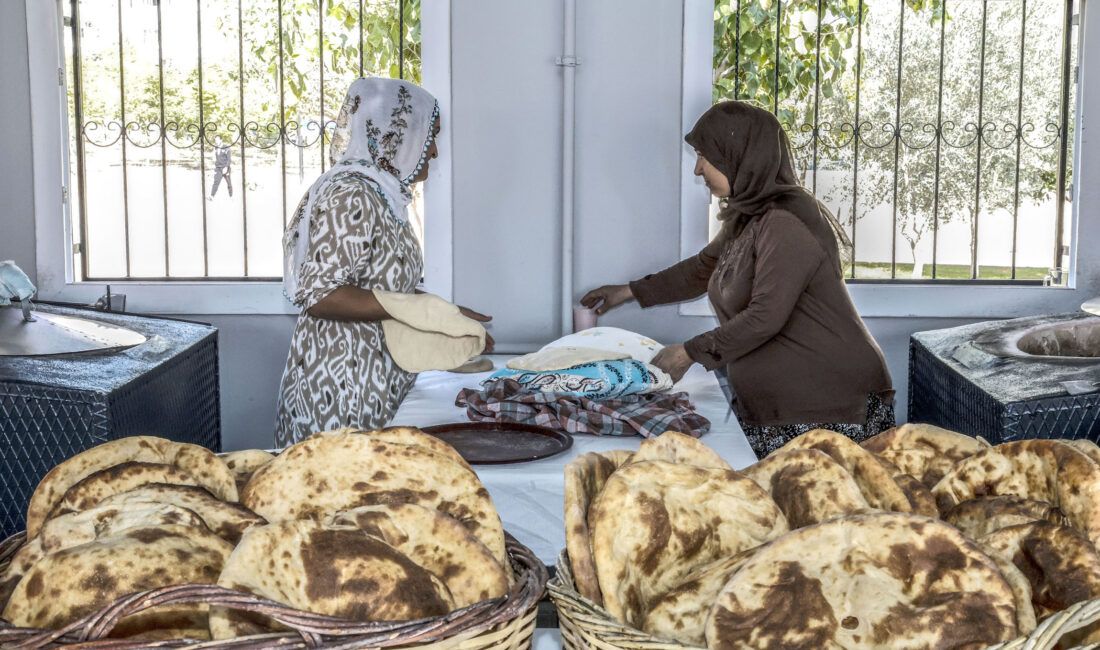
[25,436,238,538]
[328,503,508,608]
[589,460,787,627]
[208,519,454,639]
[705,513,1019,650]
[931,439,1100,546]
[742,449,873,528]
[3,524,232,638]
[564,450,635,606]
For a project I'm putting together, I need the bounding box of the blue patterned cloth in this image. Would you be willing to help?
[481,359,669,400]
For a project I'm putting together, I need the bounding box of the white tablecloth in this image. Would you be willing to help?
[391,355,756,566]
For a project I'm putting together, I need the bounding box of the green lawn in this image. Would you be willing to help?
[849,262,1049,281]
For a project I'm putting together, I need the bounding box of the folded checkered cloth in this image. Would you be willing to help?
[455,379,711,438]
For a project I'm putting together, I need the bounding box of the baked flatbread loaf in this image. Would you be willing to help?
[742,449,872,528]
[980,521,1100,622]
[26,436,237,538]
[892,473,939,518]
[630,431,731,470]
[1064,439,1100,465]
[3,524,232,638]
[778,429,913,513]
[978,547,1038,635]
[47,462,204,521]
[374,290,485,373]
[307,426,473,473]
[943,495,1066,541]
[0,502,207,611]
[705,513,1019,650]
[220,449,275,494]
[241,435,507,571]
[932,439,1100,545]
[862,423,989,488]
[564,450,635,605]
[642,546,758,644]
[209,520,455,639]
[589,460,788,626]
[329,504,508,607]
[97,484,266,544]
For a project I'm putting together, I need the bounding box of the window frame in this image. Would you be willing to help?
[29,0,453,315]
[677,0,1096,319]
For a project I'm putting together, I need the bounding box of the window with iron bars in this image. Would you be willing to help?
[709,0,1078,283]
[62,0,421,282]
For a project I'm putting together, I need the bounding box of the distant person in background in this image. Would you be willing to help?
[210,136,232,198]
[583,101,894,458]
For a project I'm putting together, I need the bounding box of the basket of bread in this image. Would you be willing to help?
[549,427,1100,650]
[0,427,547,648]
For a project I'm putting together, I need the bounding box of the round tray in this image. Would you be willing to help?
[420,422,573,465]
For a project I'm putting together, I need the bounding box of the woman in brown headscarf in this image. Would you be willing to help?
[582,101,893,458]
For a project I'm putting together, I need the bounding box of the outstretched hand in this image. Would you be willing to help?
[458,305,495,353]
[580,284,635,315]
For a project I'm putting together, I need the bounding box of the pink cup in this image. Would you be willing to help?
[573,306,598,332]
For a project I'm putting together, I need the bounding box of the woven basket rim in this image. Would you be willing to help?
[0,528,547,649]
[547,548,1100,650]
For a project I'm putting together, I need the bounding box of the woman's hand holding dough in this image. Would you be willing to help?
[458,305,495,353]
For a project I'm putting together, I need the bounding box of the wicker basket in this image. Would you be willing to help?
[0,530,546,649]
[548,548,1100,650]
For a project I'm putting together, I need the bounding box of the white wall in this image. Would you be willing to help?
[0,0,37,282]
[4,0,1099,449]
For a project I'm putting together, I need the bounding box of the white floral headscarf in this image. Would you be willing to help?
[283,77,439,302]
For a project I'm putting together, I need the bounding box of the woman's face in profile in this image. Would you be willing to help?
[694,152,730,198]
[411,119,442,184]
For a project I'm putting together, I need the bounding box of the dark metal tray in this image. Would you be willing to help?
[420,422,573,465]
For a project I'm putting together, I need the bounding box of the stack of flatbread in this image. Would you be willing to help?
[1,427,512,641]
[566,426,1100,649]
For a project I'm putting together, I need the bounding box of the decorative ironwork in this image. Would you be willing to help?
[65,0,414,282]
[716,0,1077,282]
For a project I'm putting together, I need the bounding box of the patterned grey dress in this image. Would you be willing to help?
[275,173,423,447]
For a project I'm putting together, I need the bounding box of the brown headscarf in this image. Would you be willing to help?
[685,101,853,276]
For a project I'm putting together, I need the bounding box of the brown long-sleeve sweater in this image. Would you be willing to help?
[630,209,893,427]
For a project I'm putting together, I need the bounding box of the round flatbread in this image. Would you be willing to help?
[931,439,1100,546]
[589,460,788,626]
[1063,439,1100,465]
[642,546,759,645]
[242,435,506,571]
[3,525,232,638]
[892,474,939,518]
[26,436,237,538]
[220,449,276,494]
[980,521,1100,621]
[943,495,1066,541]
[0,503,207,612]
[209,519,455,639]
[306,426,473,473]
[564,450,635,606]
[979,547,1038,635]
[329,504,508,608]
[630,431,731,470]
[97,484,266,545]
[862,423,989,488]
[705,513,1019,650]
[47,462,204,521]
[777,429,912,513]
[742,449,872,528]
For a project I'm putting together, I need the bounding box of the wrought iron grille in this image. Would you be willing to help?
[63,0,419,281]
[712,0,1078,282]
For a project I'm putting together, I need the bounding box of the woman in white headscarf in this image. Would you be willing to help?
[275,78,492,446]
